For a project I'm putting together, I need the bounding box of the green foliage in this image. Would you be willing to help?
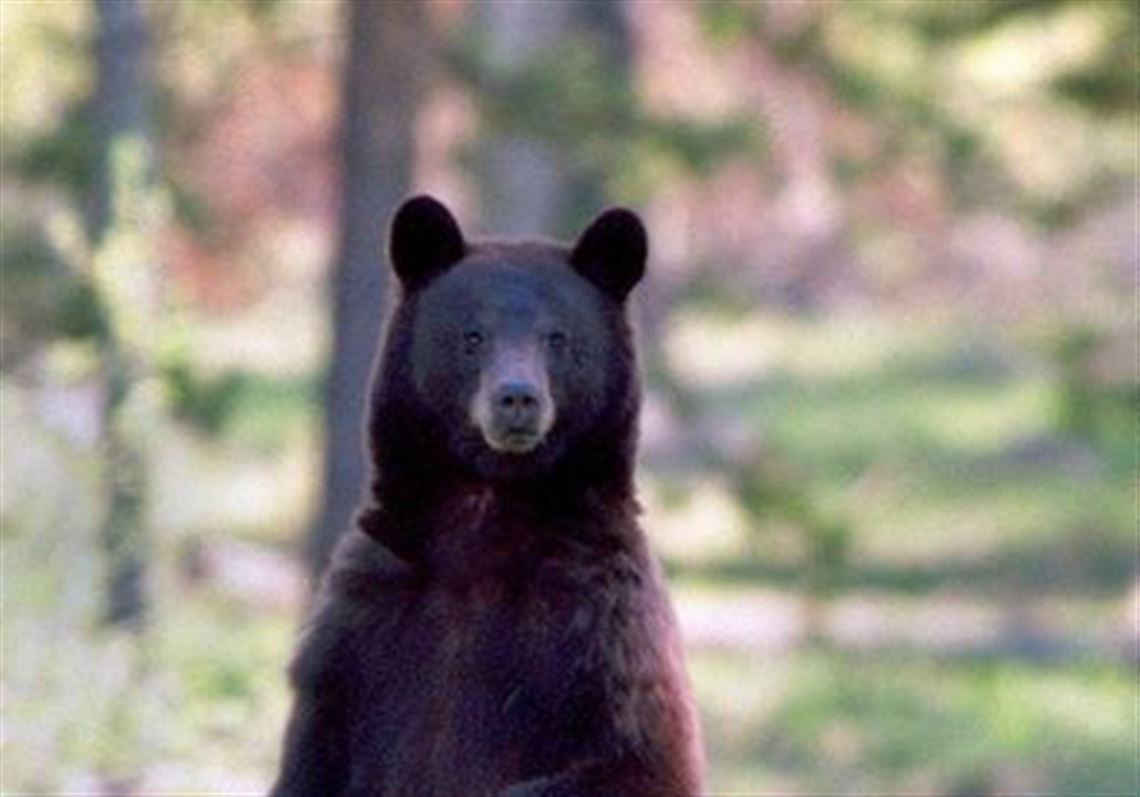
[57,278,109,342]
[1043,323,1138,464]
[161,362,313,451]
[887,0,1060,42]
[696,1,765,47]
[7,102,96,199]
[691,646,1134,793]
[733,451,851,596]
[451,26,760,209]
[693,0,1134,217]
[162,359,251,437]
[0,225,110,369]
[221,372,315,454]
[1051,4,1138,116]
[1050,324,1103,436]
[668,314,1134,601]
[763,653,1132,792]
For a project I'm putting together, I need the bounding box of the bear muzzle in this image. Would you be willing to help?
[470,349,555,455]
[478,381,555,453]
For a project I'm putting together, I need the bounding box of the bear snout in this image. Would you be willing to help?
[470,363,555,455]
[493,382,543,429]
[481,379,554,453]
[467,341,557,455]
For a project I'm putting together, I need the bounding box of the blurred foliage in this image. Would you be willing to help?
[161,359,250,438]
[8,102,97,199]
[1046,324,1138,459]
[744,653,1133,793]
[451,25,761,210]
[162,364,314,454]
[0,226,107,367]
[733,452,851,599]
[1,0,1135,793]
[699,0,1134,220]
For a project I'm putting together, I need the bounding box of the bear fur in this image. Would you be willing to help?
[269,196,704,797]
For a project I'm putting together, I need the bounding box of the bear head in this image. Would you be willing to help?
[367,195,647,498]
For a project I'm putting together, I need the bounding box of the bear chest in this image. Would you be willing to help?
[346,577,611,795]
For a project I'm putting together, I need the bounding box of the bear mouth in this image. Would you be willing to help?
[486,428,545,455]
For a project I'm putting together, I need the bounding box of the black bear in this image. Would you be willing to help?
[270,196,704,797]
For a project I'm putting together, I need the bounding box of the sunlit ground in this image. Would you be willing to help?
[3,306,1134,794]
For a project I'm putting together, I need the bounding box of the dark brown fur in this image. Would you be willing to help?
[269,198,703,797]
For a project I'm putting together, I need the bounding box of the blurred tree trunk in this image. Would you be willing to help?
[567,0,634,220]
[306,0,429,580]
[477,1,575,236]
[476,0,642,236]
[89,0,154,238]
[90,0,160,632]
[87,0,165,789]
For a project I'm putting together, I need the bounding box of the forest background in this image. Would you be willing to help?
[2,1,1136,794]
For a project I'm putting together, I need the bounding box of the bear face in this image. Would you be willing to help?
[407,248,624,481]
[369,196,648,486]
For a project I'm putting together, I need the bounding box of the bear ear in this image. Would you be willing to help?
[570,207,647,302]
[389,195,466,290]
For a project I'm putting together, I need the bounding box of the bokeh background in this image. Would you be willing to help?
[2,1,1136,794]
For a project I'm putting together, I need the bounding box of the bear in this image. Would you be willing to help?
[269,196,704,797]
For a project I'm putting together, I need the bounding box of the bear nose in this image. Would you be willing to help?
[493,382,542,429]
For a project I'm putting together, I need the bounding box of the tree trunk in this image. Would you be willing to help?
[306,0,429,580]
[475,1,635,233]
[91,0,159,631]
[86,1,164,789]
[476,0,575,237]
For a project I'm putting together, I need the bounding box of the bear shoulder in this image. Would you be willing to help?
[289,530,415,690]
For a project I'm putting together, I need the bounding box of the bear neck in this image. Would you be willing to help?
[360,475,643,587]
[360,417,641,564]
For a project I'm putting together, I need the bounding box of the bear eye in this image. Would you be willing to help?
[462,330,484,353]
[546,331,568,351]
